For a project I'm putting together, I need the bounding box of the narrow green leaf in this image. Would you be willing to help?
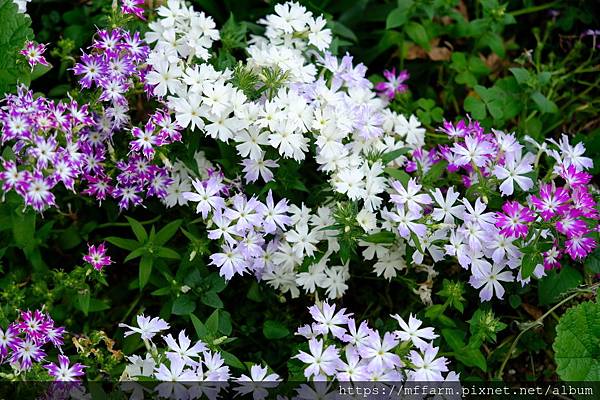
[105,236,141,251]
[126,217,148,242]
[139,255,153,289]
[154,220,182,246]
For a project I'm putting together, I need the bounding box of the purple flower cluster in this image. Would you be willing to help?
[0,86,94,211]
[182,173,292,280]
[72,28,150,103]
[435,118,599,264]
[0,309,85,380]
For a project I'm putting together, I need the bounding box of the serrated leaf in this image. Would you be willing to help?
[0,0,33,93]
[554,301,600,381]
[584,249,600,274]
[538,266,582,306]
[463,96,486,120]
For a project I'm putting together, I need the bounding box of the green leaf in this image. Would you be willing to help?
[126,217,148,242]
[12,210,35,248]
[463,96,486,120]
[531,91,558,114]
[172,295,196,315]
[201,291,224,308]
[441,328,466,352]
[538,266,582,306]
[521,253,542,280]
[190,314,208,339]
[383,167,410,186]
[509,67,531,85]
[585,249,600,274]
[263,320,289,339]
[381,147,410,164]
[154,220,182,246]
[156,247,181,260]
[386,7,409,29]
[139,255,153,289]
[106,236,140,251]
[554,301,600,381]
[423,161,447,186]
[77,289,91,316]
[362,231,396,244]
[455,346,487,372]
[221,350,245,369]
[206,310,220,334]
[405,21,430,50]
[124,247,146,262]
[0,0,33,93]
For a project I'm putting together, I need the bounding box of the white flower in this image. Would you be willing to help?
[469,262,514,301]
[407,344,448,381]
[235,126,269,160]
[119,315,170,341]
[294,338,341,379]
[391,313,438,350]
[235,364,280,400]
[493,151,535,196]
[163,330,207,366]
[146,60,183,97]
[285,223,319,258]
[334,168,366,200]
[430,186,465,224]
[356,208,377,232]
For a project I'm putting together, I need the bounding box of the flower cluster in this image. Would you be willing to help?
[0,309,85,380]
[294,302,457,382]
[120,314,280,399]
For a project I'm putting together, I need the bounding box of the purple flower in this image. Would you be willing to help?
[72,54,108,89]
[20,41,50,70]
[23,170,56,212]
[0,324,19,359]
[529,183,570,221]
[44,355,86,381]
[10,338,46,370]
[495,201,535,238]
[437,119,468,138]
[565,234,596,260]
[183,177,226,219]
[209,244,248,280]
[130,121,163,159]
[258,190,291,234]
[375,67,409,99]
[555,209,588,238]
[120,0,146,20]
[83,242,113,271]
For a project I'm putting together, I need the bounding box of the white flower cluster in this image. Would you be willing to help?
[143,1,429,301]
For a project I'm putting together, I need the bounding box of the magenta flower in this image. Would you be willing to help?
[20,41,50,70]
[44,355,86,381]
[529,183,570,221]
[543,246,561,270]
[121,0,145,20]
[495,201,535,238]
[437,119,468,138]
[83,243,113,271]
[555,209,588,238]
[17,310,51,343]
[375,68,409,99]
[10,338,46,370]
[559,164,592,188]
[565,234,597,260]
[0,324,19,358]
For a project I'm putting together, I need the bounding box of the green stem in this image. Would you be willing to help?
[509,1,560,17]
[96,215,161,229]
[496,283,599,379]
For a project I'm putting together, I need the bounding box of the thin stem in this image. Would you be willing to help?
[496,284,599,379]
[509,2,560,17]
[96,215,161,229]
